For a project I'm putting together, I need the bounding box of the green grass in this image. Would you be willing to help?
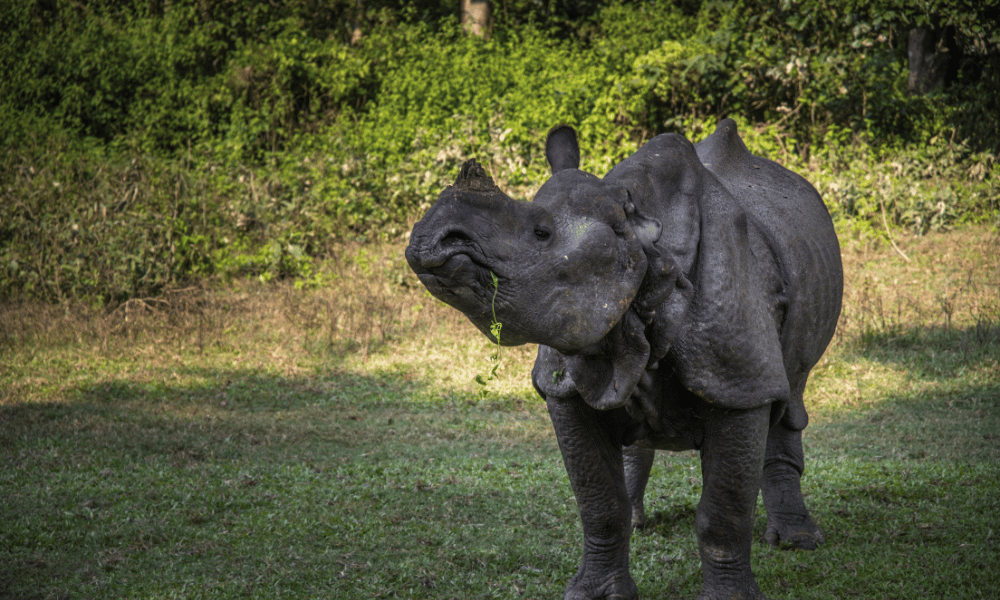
[2,225,999,599]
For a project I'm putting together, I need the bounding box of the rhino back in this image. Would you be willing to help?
[694,119,833,249]
[696,120,843,403]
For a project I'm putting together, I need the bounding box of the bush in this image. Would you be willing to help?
[811,131,999,235]
[1,0,997,305]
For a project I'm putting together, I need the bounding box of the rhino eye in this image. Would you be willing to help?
[533,226,551,241]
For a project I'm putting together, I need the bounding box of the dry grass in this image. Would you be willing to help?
[0,240,539,409]
[3,225,997,408]
[802,226,1000,416]
[837,226,999,344]
[5,224,992,468]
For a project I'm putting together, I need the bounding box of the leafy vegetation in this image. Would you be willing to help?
[474,271,504,398]
[2,0,998,305]
[2,226,998,599]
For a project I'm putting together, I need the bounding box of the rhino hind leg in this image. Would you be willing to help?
[761,422,825,550]
[623,445,655,529]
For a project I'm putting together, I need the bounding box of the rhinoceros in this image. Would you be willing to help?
[405,119,843,600]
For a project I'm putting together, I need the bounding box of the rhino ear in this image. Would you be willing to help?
[545,125,580,173]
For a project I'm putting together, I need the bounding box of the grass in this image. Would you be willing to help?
[2,224,999,599]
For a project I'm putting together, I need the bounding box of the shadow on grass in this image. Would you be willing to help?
[808,319,1000,461]
[0,365,568,600]
[850,320,999,375]
[805,378,999,462]
[1,363,554,473]
[0,367,434,467]
[641,504,698,537]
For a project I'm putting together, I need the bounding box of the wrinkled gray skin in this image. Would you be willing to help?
[405,119,843,600]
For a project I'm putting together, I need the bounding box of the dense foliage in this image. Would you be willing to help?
[2,0,997,304]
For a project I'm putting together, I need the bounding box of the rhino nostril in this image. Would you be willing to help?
[440,230,473,247]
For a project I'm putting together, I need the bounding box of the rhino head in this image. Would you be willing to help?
[405,127,663,356]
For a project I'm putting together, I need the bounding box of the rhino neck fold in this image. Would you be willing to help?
[534,240,688,415]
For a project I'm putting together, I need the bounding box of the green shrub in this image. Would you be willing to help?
[1,121,209,304]
[809,129,998,235]
[1,0,997,305]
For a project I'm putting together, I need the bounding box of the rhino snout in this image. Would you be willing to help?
[406,227,483,272]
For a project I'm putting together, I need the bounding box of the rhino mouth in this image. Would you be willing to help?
[407,228,494,298]
[418,253,481,288]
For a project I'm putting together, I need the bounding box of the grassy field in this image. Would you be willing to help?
[2,224,998,599]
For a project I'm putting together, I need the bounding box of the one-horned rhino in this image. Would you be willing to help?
[405,119,843,600]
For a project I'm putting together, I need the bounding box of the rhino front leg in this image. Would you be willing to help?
[696,404,770,600]
[761,423,825,549]
[623,445,655,529]
[545,395,638,600]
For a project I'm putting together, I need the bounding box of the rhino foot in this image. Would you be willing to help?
[696,587,767,600]
[763,512,825,550]
[563,569,638,600]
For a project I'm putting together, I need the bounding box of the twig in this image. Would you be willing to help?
[880,200,911,263]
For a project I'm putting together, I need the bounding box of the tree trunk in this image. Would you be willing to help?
[351,0,364,45]
[908,26,952,95]
[462,0,490,37]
